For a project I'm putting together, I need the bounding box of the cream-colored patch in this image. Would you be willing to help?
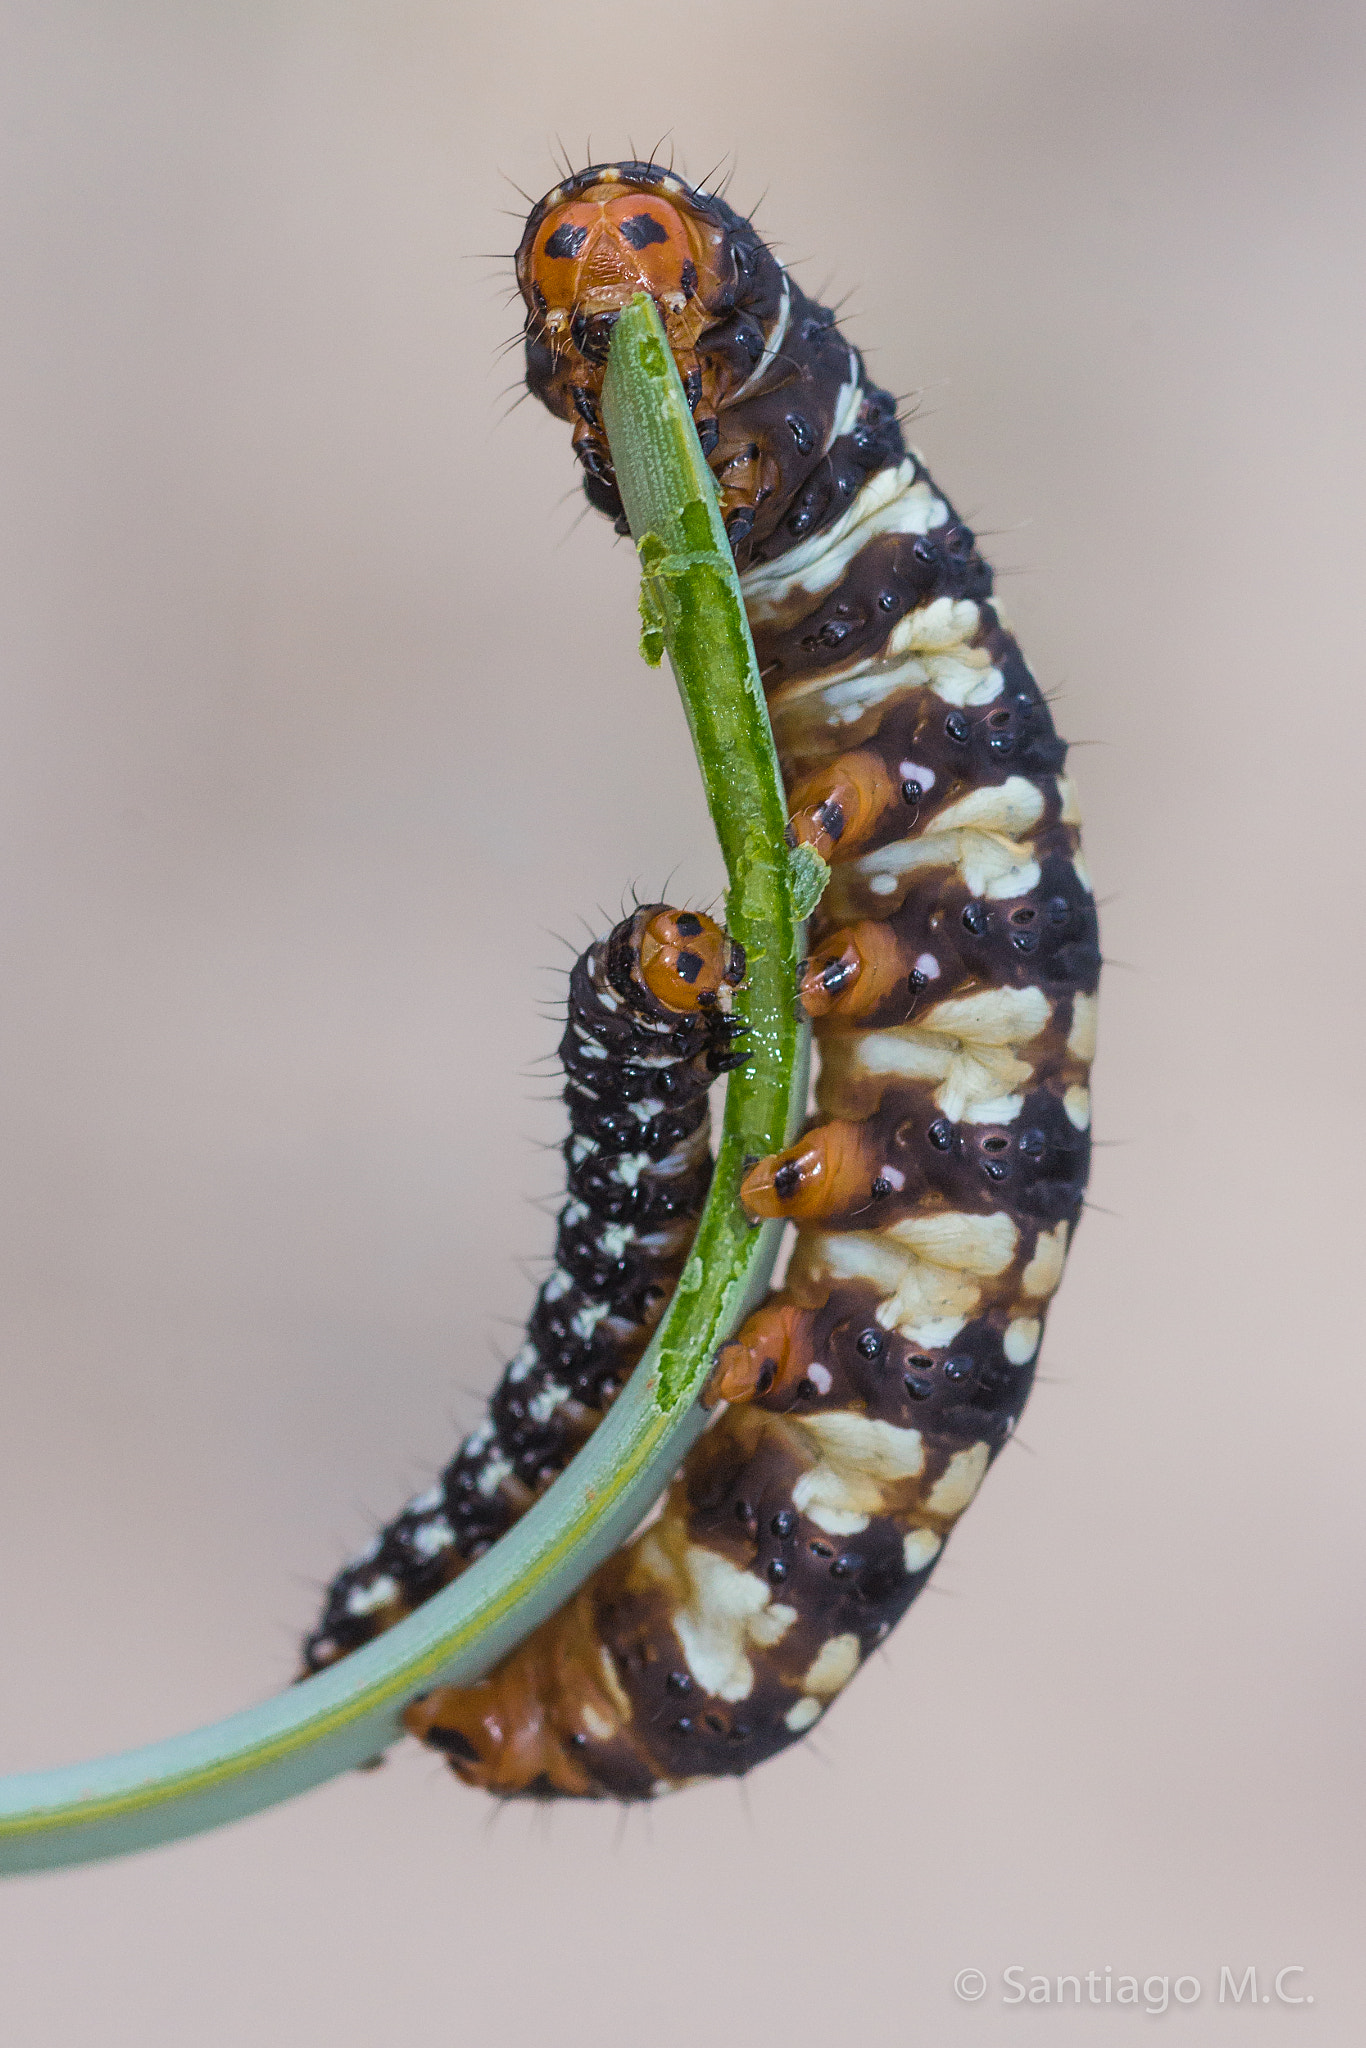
[580,1703,617,1742]
[822,358,863,452]
[839,984,1049,1123]
[733,277,790,402]
[740,462,948,617]
[931,776,1046,838]
[784,1695,823,1733]
[902,1526,944,1573]
[924,985,1052,1049]
[1068,994,1099,1062]
[1063,1084,1091,1129]
[799,1228,910,1296]
[768,595,999,744]
[1056,776,1083,825]
[1004,1316,1042,1364]
[597,1642,633,1721]
[832,824,1040,916]
[869,1218,1016,1348]
[802,1632,861,1696]
[1021,1220,1069,1299]
[1072,851,1093,893]
[926,1441,991,1517]
[961,1092,1025,1125]
[790,1410,926,1529]
[792,1489,870,1538]
[659,1541,799,1702]
[888,1208,1019,1276]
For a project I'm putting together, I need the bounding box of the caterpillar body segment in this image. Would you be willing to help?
[403,162,1098,1797]
[302,907,744,1674]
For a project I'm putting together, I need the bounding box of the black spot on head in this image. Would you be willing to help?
[424,1725,480,1763]
[618,211,669,250]
[773,1161,802,1200]
[544,223,588,260]
[675,949,703,983]
[674,911,704,937]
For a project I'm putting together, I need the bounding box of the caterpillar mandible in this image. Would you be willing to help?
[302,905,745,1673]
[400,161,1098,1798]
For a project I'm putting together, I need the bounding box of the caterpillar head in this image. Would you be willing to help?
[636,906,743,1015]
[517,164,732,377]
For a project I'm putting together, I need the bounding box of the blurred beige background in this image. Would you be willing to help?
[0,0,1361,2040]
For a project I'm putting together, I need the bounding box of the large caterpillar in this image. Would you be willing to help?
[309,159,1098,1800]
[302,905,745,1672]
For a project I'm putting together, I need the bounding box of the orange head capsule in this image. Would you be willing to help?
[517,171,732,379]
[638,907,744,1014]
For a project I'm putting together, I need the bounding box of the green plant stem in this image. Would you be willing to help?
[0,295,804,1874]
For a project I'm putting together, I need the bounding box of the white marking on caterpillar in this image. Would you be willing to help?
[570,1299,610,1340]
[1068,995,1099,1062]
[902,1527,944,1573]
[612,1153,651,1186]
[411,1517,454,1558]
[476,1455,513,1498]
[802,1633,860,1694]
[345,1574,398,1617]
[1003,1317,1042,1365]
[925,1442,991,1516]
[642,1537,798,1701]
[821,356,863,452]
[739,462,948,617]
[507,1343,539,1383]
[732,274,791,401]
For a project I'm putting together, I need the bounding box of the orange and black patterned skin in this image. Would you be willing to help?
[301,907,744,1674]
[402,163,1099,1798]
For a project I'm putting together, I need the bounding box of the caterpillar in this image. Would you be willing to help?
[312,157,1099,1803]
[302,905,745,1673]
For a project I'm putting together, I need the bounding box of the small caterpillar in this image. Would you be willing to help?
[303,905,745,1673]
[399,162,1098,1798]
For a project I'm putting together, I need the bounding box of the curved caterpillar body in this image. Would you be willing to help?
[302,905,745,1673]
[400,162,1099,1799]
